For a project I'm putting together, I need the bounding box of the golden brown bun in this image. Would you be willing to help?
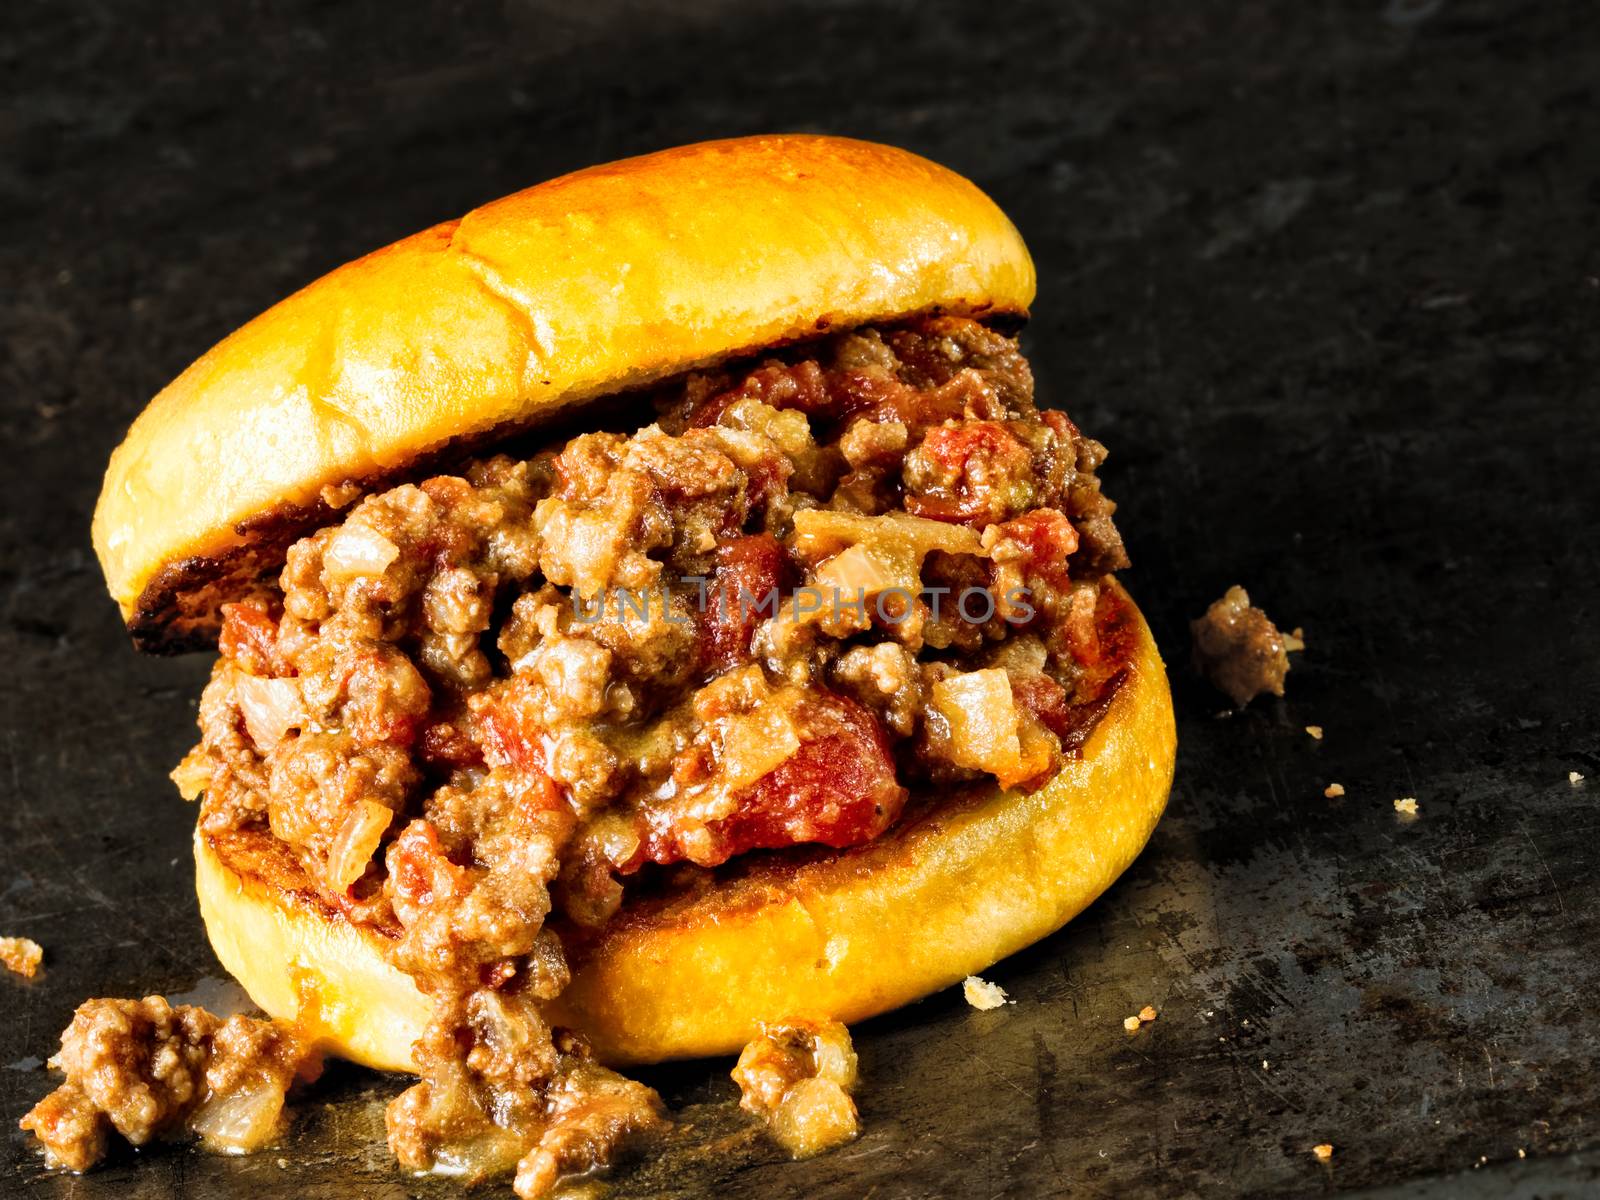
[194,583,1174,1070]
[92,135,1035,648]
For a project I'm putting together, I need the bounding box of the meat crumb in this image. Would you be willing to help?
[1190,586,1292,708]
[1305,725,1324,740]
[1570,771,1585,786]
[19,996,310,1172]
[1394,797,1419,816]
[1324,783,1345,798]
[732,1021,859,1159]
[1312,1143,1334,1161]
[1138,1005,1158,1023]
[0,936,43,979]
[963,976,1010,1011]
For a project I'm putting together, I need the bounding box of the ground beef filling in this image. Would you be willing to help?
[35,317,1130,1193]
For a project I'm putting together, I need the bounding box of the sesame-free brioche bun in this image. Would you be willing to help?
[91,134,1035,650]
[194,582,1173,1070]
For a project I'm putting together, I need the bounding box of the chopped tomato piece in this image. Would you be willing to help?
[688,361,833,427]
[386,820,469,927]
[1011,668,1128,758]
[472,679,550,774]
[218,600,281,675]
[700,534,790,674]
[904,421,1035,526]
[631,693,906,870]
[995,509,1080,592]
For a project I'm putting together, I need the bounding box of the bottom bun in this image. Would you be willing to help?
[196,581,1175,1070]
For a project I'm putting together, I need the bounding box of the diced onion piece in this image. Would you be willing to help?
[792,509,983,561]
[769,1077,859,1159]
[591,814,642,868]
[326,799,392,889]
[813,544,902,599]
[809,1024,859,1090]
[235,677,306,751]
[428,1128,527,1180]
[718,703,802,793]
[322,522,400,581]
[931,669,1027,784]
[170,750,212,801]
[189,1079,287,1155]
[794,511,984,617]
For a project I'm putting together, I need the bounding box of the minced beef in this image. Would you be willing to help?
[20,997,309,1171]
[29,317,1132,1195]
[1191,584,1292,707]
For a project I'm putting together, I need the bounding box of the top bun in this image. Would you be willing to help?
[91,135,1035,650]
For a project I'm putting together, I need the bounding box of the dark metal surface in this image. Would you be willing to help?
[3,1,1598,1196]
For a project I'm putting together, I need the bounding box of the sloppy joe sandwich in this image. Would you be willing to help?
[24,135,1176,1196]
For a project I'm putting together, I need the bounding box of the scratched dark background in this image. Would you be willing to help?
[3,0,1598,1196]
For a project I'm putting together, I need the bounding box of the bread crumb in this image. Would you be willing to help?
[1138,1005,1158,1023]
[1312,1143,1334,1161]
[1284,628,1306,652]
[962,976,1010,1011]
[1262,1059,1270,1070]
[1324,783,1345,798]
[1570,771,1585,786]
[1394,797,1419,816]
[0,936,42,979]
[1305,725,1324,740]
[1518,1148,1526,1159]
[1123,1016,1141,1033]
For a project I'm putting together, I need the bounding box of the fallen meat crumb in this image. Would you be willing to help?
[0,936,43,979]
[1394,797,1419,816]
[1138,1005,1158,1023]
[1191,586,1293,708]
[1324,783,1345,798]
[732,1021,859,1159]
[963,976,1010,1011]
[1305,725,1324,740]
[19,996,312,1171]
[1312,1143,1334,1161]
[1570,771,1585,786]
